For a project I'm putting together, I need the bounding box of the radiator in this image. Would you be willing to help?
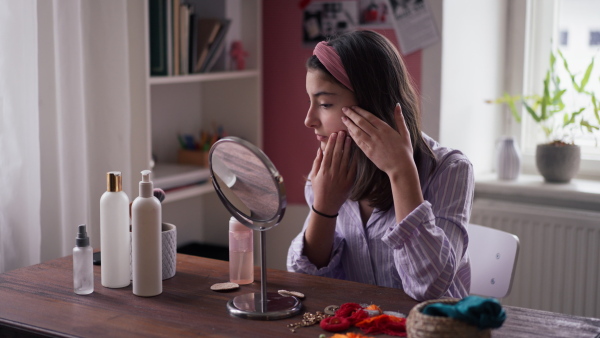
[471,198,600,318]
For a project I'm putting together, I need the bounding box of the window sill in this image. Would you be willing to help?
[474,173,600,212]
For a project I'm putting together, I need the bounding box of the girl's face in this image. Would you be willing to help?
[305,69,357,150]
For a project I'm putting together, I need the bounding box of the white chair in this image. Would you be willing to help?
[467,224,520,299]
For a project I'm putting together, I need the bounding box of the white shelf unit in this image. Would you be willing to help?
[144,0,262,246]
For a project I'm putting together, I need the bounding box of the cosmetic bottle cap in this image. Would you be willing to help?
[107,171,122,192]
[141,170,151,182]
[76,224,90,247]
[139,170,153,197]
[229,216,249,232]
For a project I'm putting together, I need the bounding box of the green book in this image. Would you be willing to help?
[149,0,168,76]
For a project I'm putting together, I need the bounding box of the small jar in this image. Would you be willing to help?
[229,217,254,285]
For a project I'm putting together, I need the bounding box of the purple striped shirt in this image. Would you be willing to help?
[287,133,474,301]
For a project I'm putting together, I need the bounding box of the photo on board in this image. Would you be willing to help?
[302,1,359,47]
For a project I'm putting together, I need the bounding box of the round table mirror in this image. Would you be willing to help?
[209,137,301,320]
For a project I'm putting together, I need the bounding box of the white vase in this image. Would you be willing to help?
[496,137,521,180]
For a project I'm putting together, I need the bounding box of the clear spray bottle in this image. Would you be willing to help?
[73,224,94,295]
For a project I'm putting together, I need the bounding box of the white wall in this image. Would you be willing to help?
[423,0,508,175]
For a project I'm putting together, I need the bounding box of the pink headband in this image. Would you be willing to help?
[313,41,354,92]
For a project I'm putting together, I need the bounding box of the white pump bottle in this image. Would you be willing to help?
[132,170,162,297]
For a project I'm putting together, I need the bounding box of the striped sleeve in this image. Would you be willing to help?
[381,157,473,300]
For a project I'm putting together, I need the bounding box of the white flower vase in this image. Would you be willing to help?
[496,137,521,181]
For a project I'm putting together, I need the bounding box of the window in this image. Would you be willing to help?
[516,0,600,179]
[590,31,600,46]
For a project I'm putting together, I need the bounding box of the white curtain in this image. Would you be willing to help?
[1,0,141,272]
[0,0,41,272]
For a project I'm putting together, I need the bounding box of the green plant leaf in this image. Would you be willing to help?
[503,93,521,123]
[581,120,599,133]
[579,58,594,92]
[523,100,542,122]
[551,89,566,105]
[563,107,585,127]
[558,50,581,92]
[592,93,600,124]
[541,125,553,138]
[541,71,552,120]
[488,49,599,145]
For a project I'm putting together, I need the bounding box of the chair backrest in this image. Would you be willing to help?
[467,224,520,299]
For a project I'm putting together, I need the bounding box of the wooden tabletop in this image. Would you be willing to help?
[0,254,599,337]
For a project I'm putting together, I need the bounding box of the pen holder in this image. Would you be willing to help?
[177,149,209,167]
[161,222,177,280]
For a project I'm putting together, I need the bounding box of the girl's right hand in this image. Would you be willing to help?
[309,131,356,216]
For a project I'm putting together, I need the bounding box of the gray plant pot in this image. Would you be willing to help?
[535,143,580,183]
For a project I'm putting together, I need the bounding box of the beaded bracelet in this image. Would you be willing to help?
[311,205,338,218]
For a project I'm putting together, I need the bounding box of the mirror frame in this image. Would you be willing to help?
[209,136,287,231]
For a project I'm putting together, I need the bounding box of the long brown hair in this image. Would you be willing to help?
[307,30,436,211]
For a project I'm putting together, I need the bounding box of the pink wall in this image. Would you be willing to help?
[262,1,422,204]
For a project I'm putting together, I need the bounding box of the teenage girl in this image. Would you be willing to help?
[287,30,474,301]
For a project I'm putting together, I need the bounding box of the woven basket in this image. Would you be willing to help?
[406,298,491,338]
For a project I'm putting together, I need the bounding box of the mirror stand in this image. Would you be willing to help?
[210,137,302,320]
[226,231,301,320]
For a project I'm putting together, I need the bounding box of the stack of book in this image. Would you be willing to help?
[149,0,231,76]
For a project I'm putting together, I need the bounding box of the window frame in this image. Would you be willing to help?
[505,0,600,180]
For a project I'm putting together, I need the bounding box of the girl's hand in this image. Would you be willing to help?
[341,104,414,178]
[309,131,356,216]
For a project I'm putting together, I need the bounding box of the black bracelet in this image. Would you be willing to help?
[311,205,338,218]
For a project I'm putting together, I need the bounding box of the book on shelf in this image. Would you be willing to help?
[193,18,223,73]
[166,0,173,75]
[149,0,168,76]
[149,1,234,76]
[200,18,231,73]
[179,2,192,75]
[188,8,197,74]
[172,0,180,76]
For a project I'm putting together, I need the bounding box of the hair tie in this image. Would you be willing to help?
[313,41,354,92]
[312,205,339,218]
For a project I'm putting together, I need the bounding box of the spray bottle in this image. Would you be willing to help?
[73,224,94,295]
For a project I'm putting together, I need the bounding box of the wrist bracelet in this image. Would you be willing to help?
[311,205,338,218]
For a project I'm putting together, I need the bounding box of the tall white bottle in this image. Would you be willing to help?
[100,171,131,288]
[132,170,162,297]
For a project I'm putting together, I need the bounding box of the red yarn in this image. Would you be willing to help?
[320,316,352,332]
[355,314,407,337]
[335,303,369,324]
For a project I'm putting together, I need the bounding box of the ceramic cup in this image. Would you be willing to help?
[129,222,177,280]
[161,222,177,280]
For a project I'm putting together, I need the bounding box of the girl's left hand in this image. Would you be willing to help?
[341,104,414,178]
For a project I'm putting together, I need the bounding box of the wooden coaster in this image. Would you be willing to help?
[278,289,305,299]
[210,282,239,291]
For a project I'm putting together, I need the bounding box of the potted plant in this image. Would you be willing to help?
[488,50,599,183]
